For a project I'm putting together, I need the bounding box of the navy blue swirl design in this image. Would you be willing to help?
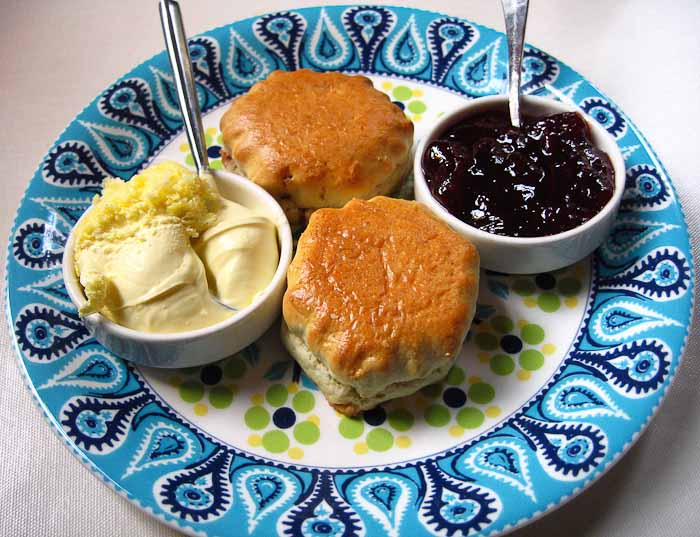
[622,165,672,211]
[427,18,477,84]
[279,472,362,537]
[580,97,627,138]
[599,248,690,301]
[187,37,230,99]
[15,304,89,362]
[254,12,307,71]
[342,6,396,72]
[99,78,171,137]
[12,219,66,270]
[520,48,559,94]
[156,447,233,523]
[569,339,671,397]
[42,141,108,191]
[419,462,500,536]
[513,416,606,480]
[60,391,150,453]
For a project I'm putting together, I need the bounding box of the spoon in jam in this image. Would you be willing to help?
[501,0,529,128]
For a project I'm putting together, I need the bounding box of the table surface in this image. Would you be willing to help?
[1,1,698,536]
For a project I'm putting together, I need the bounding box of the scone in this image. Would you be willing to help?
[220,70,414,226]
[281,196,479,416]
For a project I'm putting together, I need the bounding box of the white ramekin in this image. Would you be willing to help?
[62,169,293,368]
[414,95,626,274]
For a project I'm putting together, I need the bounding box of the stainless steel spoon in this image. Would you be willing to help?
[159,0,210,175]
[159,0,237,311]
[501,0,529,128]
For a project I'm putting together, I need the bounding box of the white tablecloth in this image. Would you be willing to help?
[1,1,698,535]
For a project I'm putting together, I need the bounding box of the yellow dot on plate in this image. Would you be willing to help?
[517,369,532,381]
[167,375,182,387]
[523,297,537,308]
[477,352,490,363]
[248,434,262,447]
[396,435,412,448]
[205,127,217,136]
[381,81,393,90]
[565,297,578,308]
[468,376,482,384]
[486,406,501,418]
[353,442,369,455]
[449,425,464,437]
[287,382,299,394]
[251,393,264,405]
[308,414,320,426]
[517,319,529,329]
[412,114,422,122]
[193,403,208,416]
[542,343,556,355]
[179,142,190,152]
[288,447,304,460]
[412,88,424,97]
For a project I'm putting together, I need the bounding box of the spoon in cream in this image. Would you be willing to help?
[501,0,529,128]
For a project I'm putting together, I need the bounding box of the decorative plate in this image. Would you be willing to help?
[6,5,693,536]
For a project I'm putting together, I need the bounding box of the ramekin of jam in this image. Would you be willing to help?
[414,95,625,273]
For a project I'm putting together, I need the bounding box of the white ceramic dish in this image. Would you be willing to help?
[414,94,626,273]
[62,168,293,368]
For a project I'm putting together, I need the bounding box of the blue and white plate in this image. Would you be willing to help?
[5,6,693,536]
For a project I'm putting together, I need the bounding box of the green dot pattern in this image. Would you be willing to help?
[558,277,582,296]
[521,323,545,345]
[262,430,289,453]
[244,406,270,430]
[292,391,315,413]
[457,407,485,429]
[366,428,394,451]
[338,417,364,439]
[538,292,561,312]
[491,315,514,333]
[392,86,412,100]
[208,386,233,409]
[266,384,288,407]
[388,409,414,431]
[475,332,498,351]
[513,279,536,296]
[179,381,203,403]
[490,354,515,375]
[469,382,495,404]
[520,349,545,370]
[446,366,465,386]
[407,100,426,113]
[224,356,246,379]
[425,404,450,427]
[293,421,320,445]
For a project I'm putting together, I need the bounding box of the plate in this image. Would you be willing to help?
[5,5,693,536]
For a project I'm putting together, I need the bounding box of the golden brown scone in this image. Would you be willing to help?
[281,196,479,415]
[220,70,414,225]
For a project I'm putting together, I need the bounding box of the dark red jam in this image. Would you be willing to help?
[422,110,615,237]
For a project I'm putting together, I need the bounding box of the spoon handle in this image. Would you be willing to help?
[159,0,209,174]
[501,0,529,128]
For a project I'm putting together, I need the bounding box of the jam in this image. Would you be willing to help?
[422,110,614,237]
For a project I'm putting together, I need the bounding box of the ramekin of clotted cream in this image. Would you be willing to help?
[64,161,291,366]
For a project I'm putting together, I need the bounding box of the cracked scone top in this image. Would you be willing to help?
[220,70,414,225]
[281,196,480,415]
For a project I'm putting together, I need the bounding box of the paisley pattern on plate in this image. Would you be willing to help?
[5,5,693,537]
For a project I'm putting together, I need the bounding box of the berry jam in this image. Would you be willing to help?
[422,110,615,237]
